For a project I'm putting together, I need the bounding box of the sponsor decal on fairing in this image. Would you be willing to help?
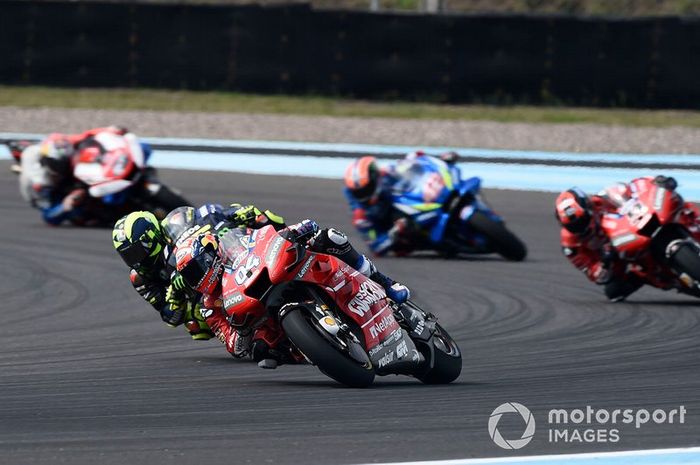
[368,314,395,339]
[296,256,314,280]
[265,236,285,267]
[347,280,386,317]
[223,292,244,308]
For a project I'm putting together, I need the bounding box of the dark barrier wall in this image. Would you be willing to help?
[1,1,699,108]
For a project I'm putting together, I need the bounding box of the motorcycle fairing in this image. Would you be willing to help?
[219,226,420,373]
[74,134,140,199]
[390,155,502,246]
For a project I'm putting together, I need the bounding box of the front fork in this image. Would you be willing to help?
[278,291,369,366]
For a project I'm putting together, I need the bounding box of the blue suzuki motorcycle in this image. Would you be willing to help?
[390,155,527,261]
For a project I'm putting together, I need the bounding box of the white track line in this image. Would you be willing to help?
[354,447,700,465]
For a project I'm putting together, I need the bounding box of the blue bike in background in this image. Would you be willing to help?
[391,155,527,261]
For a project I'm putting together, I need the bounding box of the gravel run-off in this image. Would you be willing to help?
[0,106,698,154]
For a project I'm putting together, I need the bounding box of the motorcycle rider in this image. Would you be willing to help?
[343,151,459,256]
[21,126,145,225]
[175,219,411,367]
[113,204,285,340]
[555,176,700,301]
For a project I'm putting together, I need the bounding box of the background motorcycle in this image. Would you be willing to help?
[211,225,462,387]
[601,178,700,297]
[72,132,190,220]
[9,133,190,224]
[391,155,527,260]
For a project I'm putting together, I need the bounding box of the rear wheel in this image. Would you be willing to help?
[467,211,527,261]
[281,307,375,388]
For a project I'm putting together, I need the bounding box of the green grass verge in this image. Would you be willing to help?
[1,85,699,128]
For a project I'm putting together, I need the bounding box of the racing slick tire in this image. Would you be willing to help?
[467,211,527,261]
[669,242,700,283]
[281,307,375,388]
[417,323,462,384]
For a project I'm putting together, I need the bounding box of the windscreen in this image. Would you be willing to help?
[162,207,195,245]
[394,160,430,194]
[218,227,252,264]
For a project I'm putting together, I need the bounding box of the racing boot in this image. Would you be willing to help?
[367,261,410,305]
[354,253,410,304]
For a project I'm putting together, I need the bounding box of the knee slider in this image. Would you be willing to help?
[129,269,144,286]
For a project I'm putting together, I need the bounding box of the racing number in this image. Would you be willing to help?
[621,199,650,228]
[423,173,444,202]
[235,255,261,285]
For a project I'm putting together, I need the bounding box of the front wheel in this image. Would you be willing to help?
[669,242,700,283]
[281,307,375,388]
[417,322,462,384]
[467,211,527,261]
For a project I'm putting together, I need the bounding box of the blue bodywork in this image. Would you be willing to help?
[390,155,502,251]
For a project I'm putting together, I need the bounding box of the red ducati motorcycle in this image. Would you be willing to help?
[600,178,700,296]
[7,133,188,223]
[217,225,462,387]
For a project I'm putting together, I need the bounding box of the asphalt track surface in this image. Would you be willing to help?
[1,161,699,465]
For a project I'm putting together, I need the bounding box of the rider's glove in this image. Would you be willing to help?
[228,204,261,227]
[287,219,319,243]
[653,175,678,191]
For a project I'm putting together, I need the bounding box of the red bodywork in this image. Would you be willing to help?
[219,225,401,353]
[71,132,145,197]
[600,177,688,289]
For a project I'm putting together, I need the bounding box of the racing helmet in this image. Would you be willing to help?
[175,233,223,295]
[113,211,165,271]
[39,135,74,178]
[344,156,380,203]
[555,188,594,236]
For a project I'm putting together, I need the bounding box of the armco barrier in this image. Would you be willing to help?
[0,1,698,108]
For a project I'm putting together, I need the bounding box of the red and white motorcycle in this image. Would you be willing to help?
[7,132,189,223]
[205,225,462,387]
